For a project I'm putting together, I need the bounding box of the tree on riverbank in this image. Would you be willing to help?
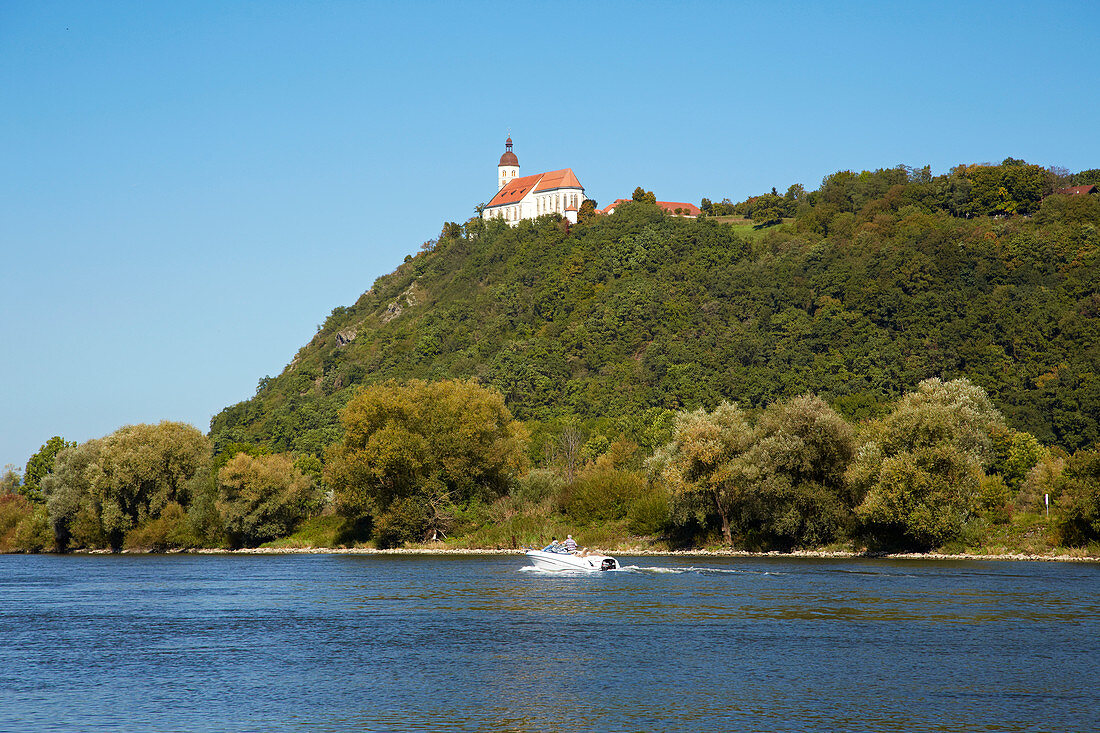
[218,452,317,548]
[653,395,855,548]
[1053,447,1100,546]
[324,379,529,547]
[852,378,1004,549]
[43,422,210,551]
[21,436,75,503]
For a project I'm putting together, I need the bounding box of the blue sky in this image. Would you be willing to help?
[2,1,1098,470]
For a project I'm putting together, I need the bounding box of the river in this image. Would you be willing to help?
[2,553,1097,732]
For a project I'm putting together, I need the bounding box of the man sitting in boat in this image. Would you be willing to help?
[564,535,578,552]
[541,539,569,553]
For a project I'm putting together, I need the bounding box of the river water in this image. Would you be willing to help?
[1,553,1097,732]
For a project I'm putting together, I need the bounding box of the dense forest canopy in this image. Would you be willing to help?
[209,158,1100,456]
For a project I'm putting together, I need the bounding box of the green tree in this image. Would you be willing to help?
[1070,168,1100,186]
[752,206,782,227]
[632,187,657,204]
[744,395,857,548]
[1,465,21,496]
[990,426,1048,492]
[577,198,598,223]
[324,379,529,545]
[217,452,316,548]
[23,436,75,502]
[852,378,1004,549]
[858,443,984,549]
[652,402,755,544]
[43,422,210,551]
[1055,447,1100,546]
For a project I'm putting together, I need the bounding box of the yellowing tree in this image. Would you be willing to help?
[324,380,529,547]
[651,402,755,545]
[217,453,315,548]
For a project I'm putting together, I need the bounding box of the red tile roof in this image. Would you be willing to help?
[1056,184,1098,196]
[602,199,701,216]
[535,168,582,192]
[486,168,584,209]
[486,173,544,207]
[656,200,702,216]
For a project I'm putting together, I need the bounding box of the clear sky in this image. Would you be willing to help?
[2,0,1098,470]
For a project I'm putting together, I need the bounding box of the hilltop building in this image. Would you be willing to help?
[480,137,702,225]
[482,138,586,225]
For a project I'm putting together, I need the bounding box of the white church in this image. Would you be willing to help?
[482,137,586,225]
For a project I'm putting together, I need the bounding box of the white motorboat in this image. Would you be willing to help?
[525,548,619,572]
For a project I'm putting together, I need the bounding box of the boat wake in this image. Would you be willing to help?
[520,564,779,576]
[617,565,780,575]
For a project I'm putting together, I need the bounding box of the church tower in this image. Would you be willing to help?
[498,136,519,190]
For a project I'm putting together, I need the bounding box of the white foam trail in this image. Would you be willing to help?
[616,565,782,575]
[520,564,781,576]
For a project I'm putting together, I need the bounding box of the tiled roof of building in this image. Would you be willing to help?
[486,173,544,207]
[602,199,702,217]
[1057,184,1098,196]
[486,168,584,208]
[535,168,583,192]
[656,200,702,216]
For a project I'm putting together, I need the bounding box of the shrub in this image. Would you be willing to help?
[123,502,193,552]
[627,484,671,536]
[374,496,428,549]
[513,469,565,507]
[0,495,35,551]
[13,506,54,553]
[978,474,1013,524]
[563,468,648,523]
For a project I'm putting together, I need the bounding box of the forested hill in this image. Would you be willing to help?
[209,162,1100,456]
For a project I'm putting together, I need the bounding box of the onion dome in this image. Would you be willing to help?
[498,137,518,167]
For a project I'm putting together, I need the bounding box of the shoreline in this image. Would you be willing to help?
[78,546,1096,562]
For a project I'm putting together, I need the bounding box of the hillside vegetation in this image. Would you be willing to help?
[211,160,1100,456]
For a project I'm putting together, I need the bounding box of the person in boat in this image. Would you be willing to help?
[541,539,562,552]
[564,535,578,552]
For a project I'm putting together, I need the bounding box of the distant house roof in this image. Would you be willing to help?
[1056,184,1098,196]
[656,200,702,217]
[601,199,702,217]
[485,168,584,209]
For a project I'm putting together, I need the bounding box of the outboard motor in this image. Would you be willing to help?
[600,558,617,571]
